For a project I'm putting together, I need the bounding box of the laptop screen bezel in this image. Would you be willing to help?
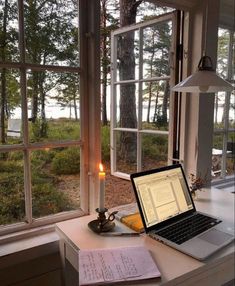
[130,164,197,233]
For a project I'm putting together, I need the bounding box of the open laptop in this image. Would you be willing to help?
[130,164,234,260]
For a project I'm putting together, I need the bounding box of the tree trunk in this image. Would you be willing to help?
[39,76,47,138]
[0,0,8,144]
[147,32,156,123]
[101,0,108,126]
[118,0,142,162]
[31,72,39,123]
[162,81,169,125]
[73,95,78,121]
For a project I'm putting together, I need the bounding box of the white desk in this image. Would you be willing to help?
[56,188,235,286]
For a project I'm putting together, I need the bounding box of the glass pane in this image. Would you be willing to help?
[31,147,80,218]
[142,80,170,131]
[229,92,235,125]
[142,133,168,171]
[0,69,22,145]
[115,131,137,173]
[116,30,139,81]
[115,83,138,128]
[0,151,25,225]
[212,134,223,177]
[26,71,80,142]
[217,28,230,79]
[143,21,172,78]
[214,92,226,127]
[24,0,79,66]
[0,0,19,62]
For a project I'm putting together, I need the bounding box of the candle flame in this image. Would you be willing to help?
[99,163,104,172]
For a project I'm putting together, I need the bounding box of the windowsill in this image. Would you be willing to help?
[0,227,60,268]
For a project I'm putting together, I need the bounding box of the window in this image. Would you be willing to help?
[212,28,235,178]
[110,13,178,179]
[0,0,90,235]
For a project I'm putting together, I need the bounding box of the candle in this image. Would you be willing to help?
[99,163,105,211]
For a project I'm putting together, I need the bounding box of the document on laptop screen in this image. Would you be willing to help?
[133,168,194,227]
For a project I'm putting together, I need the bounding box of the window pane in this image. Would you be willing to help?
[24,0,79,66]
[31,147,80,219]
[142,133,168,171]
[212,134,223,177]
[142,80,170,131]
[0,69,22,145]
[143,21,172,78]
[116,30,139,81]
[115,131,137,173]
[26,71,80,142]
[115,83,138,128]
[229,93,235,125]
[214,92,226,127]
[217,28,230,78]
[0,0,19,62]
[0,151,25,226]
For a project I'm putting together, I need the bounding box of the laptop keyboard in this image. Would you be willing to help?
[155,213,222,245]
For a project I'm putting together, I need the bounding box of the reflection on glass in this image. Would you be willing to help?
[0,151,25,225]
[116,30,139,81]
[229,93,235,126]
[142,80,169,130]
[26,71,80,142]
[0,69,22,145]
[141,134,168,171]
[214,92,226,127]
[115,131,137,173]
[31,147,80,218]
[143,21,172,78]
[24,1,79,66]
[115,83,138,128]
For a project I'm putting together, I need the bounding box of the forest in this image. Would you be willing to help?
[0,0,234,225]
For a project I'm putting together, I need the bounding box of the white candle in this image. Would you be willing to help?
[99,163,105,211]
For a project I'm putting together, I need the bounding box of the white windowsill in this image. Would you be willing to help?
[0,227,60,268]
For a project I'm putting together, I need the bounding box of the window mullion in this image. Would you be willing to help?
[111,33,118,174]
[18,0,33,224]
[137,27,143,172]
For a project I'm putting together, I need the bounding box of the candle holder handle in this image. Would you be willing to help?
[88,208,117,233]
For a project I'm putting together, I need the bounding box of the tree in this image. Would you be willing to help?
[0,0,18,144]
[100,0,119,125]
[24,0,79,136]
[118,0,142,161]
[142,19,171,127]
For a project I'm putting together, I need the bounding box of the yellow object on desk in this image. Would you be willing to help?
[109,203,144,233]
[121,212,144,233]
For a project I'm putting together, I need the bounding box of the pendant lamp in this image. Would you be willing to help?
[172,55,233,93]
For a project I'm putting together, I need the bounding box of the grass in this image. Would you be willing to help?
[0,118,234,225]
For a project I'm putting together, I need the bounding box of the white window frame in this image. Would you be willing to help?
[0,0,101,236]
[110,13,178,180]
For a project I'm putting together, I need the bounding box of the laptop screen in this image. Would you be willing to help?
[131,164,194,229]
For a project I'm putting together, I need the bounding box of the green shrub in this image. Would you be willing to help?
[101,125,110,162]
[142,135,168,161]
[32,183,73,217]
[51,147,80,175]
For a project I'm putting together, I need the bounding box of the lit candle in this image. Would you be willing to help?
[99,163,105,211]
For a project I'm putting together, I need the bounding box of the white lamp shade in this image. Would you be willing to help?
[172,70,234,93]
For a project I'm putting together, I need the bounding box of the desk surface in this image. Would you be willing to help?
[56,188,235,286]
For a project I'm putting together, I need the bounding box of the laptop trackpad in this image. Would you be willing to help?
[198,229,233,246]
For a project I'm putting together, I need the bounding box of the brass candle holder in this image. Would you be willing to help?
[88,208,117,233]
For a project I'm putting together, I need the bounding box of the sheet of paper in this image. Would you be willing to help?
[79,246,161,285]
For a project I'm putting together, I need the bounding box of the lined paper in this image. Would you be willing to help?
[79,246,161,285]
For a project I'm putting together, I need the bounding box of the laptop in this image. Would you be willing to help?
[130,164,234,260]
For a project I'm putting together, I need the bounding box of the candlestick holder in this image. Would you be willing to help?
[88,208,117,233]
